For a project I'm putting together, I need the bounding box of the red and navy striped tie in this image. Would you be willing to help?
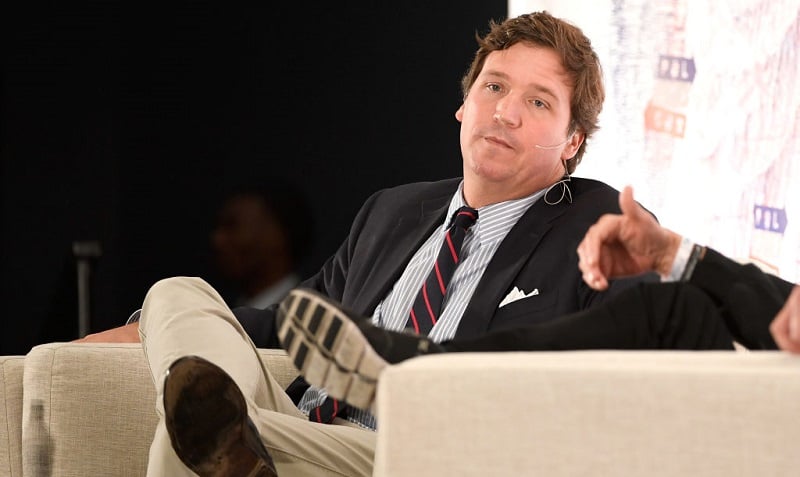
[309,395,347,424]
[311,206,477,425]
[406,206,478,335]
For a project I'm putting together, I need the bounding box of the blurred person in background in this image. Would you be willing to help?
[210,179,314,309]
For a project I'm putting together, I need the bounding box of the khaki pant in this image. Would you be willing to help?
[139,277,375,476]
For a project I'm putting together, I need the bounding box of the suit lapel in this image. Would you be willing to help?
[352,195,451,314]
[455,198,571,339]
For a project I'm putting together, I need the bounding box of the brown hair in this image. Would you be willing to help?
[460,11,604,173]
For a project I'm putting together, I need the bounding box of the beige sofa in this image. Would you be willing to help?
[2,343,800,476]
[1,343,297,477]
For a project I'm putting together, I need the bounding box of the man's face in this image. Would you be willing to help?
[210,195,286,282]
[456,42,584,207]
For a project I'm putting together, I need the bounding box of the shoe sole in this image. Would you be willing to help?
[276,288,387,411]
[163,356,278,477]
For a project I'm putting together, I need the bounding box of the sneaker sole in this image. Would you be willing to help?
[276,289,387,411]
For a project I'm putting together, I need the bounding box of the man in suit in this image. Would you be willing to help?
[79,11,654,476]
[275,185,800,412]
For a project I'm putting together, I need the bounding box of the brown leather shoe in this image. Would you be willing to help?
[163,356,278,477]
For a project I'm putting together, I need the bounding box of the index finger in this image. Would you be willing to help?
[577,214,619,290]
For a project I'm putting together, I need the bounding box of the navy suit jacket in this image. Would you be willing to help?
[236,176,655,348]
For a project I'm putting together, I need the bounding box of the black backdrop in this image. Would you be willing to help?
[1,2,508,354]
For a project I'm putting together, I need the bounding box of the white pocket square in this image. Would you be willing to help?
[499,286,539,308]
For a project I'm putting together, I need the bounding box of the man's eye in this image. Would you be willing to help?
[487,83,502,93]
[531,99,547,108]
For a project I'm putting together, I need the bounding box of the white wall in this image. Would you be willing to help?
[510,0,800,281]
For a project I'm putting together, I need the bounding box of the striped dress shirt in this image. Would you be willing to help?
[298,181,546,429]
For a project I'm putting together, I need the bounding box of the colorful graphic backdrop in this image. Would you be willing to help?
[511,0,800,281]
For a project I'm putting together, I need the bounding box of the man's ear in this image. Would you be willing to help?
[561,130,584,160]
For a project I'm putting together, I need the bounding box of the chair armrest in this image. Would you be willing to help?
[1,355,25,477]
[374,350,800,477]
[21,342,296,476]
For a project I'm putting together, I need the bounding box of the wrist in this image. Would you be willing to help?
[657,232,684,279]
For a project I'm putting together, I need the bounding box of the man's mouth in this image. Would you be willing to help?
[484,135,513,149]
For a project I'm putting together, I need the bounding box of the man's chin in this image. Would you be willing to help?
[465,161,516,183]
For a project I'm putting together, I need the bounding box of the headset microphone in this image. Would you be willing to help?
[534,138,570,150]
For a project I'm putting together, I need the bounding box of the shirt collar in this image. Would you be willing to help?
[446,180,547,244]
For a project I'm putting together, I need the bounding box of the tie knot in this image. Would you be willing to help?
[450,206,478,230]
